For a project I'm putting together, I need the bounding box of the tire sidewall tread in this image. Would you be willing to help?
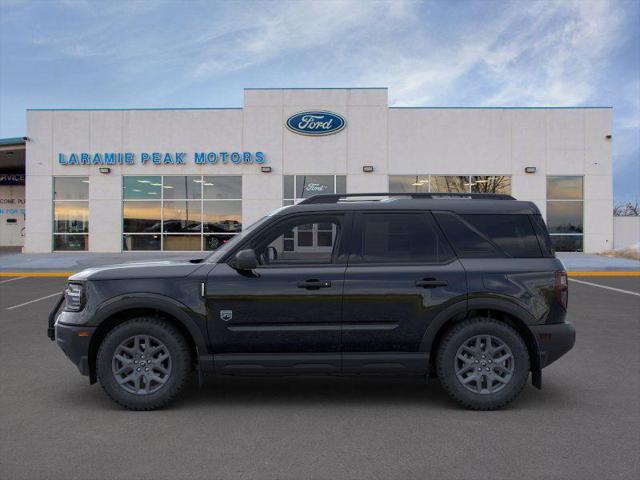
[96,317,191,411]
[436,317,530,411]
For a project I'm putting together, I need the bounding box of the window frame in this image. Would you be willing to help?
[121,175,242,252]
[52,176,89,251]
[388,175,512,195]
[546,175,584,252]
[283,174,347,205]
[348,210,457,266]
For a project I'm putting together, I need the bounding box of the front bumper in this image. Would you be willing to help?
[530,322,576,368]
[54,321,95,377]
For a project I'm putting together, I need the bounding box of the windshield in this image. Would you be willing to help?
[203,215,271,263]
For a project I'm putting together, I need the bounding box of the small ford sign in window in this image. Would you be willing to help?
[286,111,346,136]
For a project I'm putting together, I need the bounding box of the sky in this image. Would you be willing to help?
[0,0,638,202]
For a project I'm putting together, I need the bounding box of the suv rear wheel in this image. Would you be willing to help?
[436,318,529,410]
[96,318,191,410]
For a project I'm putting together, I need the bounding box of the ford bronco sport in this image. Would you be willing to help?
[49,192,575,410]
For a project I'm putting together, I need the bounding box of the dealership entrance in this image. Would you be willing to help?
[0,138,25,249]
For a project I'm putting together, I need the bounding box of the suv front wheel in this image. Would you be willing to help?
[96,318,192,410]
[436,318,530,410]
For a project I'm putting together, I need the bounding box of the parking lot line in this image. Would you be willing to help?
[0,276,26,284]
[569,278,640,297]
[6,292,62,310]
[0,272,73,277]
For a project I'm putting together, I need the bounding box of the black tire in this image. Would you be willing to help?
[97,317,191,411]
[436,318,529,410]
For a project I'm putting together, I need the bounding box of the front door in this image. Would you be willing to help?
[205,212,350,374]
[341,211,467,373]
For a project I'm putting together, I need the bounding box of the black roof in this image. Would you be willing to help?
[277,193,541,216]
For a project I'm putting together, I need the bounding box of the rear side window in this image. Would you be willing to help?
[530,214,555,257]
[462,214,542,258]
[353,212,454,264]
[433,212,501,258]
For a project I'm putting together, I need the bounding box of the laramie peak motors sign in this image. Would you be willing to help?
[286,111,346,136]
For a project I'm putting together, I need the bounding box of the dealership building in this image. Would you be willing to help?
[0,88,615,253]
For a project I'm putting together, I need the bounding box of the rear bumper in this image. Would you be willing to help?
[530,322,576,368]
[55,322,95,376]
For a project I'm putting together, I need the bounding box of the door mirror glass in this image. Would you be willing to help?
[234,249,258,271]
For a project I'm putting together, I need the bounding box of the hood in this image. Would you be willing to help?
[68,259,205,282]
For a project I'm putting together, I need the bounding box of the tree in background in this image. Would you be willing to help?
[613,201,639,216]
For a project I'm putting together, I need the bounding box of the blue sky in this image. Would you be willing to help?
[0,0,638,202]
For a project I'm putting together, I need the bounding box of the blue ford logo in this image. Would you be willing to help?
[286,111,346,136]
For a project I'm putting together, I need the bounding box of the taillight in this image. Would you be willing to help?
[555,271,568,309]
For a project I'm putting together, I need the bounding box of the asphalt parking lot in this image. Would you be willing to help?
[1,275,639,480]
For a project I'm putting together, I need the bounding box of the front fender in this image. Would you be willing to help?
[90,293,208,354]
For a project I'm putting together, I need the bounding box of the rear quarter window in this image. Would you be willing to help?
[461,214,543,258]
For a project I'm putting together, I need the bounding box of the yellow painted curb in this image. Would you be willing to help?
[567,271,640,277]
[0,272,74,277]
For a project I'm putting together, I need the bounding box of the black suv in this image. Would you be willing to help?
[49,192,575,411]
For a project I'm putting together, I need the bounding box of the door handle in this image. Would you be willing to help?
[297,279,332,290]
[415,278,448,288]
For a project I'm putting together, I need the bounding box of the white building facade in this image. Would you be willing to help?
[23,88,613,253]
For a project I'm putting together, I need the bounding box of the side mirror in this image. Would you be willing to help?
[234,249,258,271]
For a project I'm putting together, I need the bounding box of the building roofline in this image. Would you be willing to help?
[390,106,613,110]
[0,137,26,146]
[26,107,243,112]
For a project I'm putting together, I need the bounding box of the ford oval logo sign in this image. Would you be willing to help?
[286,111,346,136]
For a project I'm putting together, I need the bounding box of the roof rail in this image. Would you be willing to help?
[298,192,515,205]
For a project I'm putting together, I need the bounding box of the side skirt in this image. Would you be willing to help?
[199,352,429,376]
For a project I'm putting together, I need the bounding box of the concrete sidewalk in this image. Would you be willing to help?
[0,250,638,273]
[0,251,206,273]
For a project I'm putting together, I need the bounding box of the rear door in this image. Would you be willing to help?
[341,211,467,373]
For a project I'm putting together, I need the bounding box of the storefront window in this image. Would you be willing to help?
[122,176,242,251]
[389,175,429,193]
[283,175,346,205]
[547,176,583,252]
[389,175,512,194]
[53,177,89,251]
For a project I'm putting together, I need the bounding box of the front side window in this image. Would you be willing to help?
[546,176,583,252]
[353,213,454,264]
[122,175,242,251]
[250,215,343,266]
[53,177,89,251]
[283,175,346,206]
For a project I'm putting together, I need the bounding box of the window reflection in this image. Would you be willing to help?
[546,202,583,234]
[123,176,161,199]
[123,201,161,232]
[389,176,429,193]
[283,175,346,204]
[203,201,242,233]
[53,235,87,251]
[547,176,583,200]
[471,176,511,194]
[54,202,88,233]
[162,200,202,233]
[162,176,202,199]
[430,176,469,193]
[54,177,89,200]
[203,176,242,199]
[121,175,242,251]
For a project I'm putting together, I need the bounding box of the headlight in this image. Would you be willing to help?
[64,283,85,312]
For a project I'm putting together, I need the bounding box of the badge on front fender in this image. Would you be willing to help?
[220,310,233,322]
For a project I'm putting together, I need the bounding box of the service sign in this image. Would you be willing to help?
[286,111,346,136]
